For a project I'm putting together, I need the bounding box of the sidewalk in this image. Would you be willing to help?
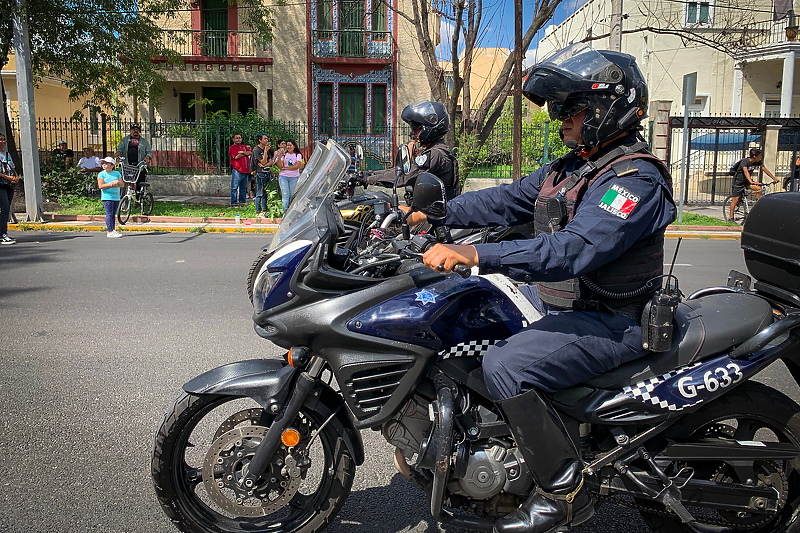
[7,196,742,238]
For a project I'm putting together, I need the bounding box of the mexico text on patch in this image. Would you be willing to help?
[598,183,640,219]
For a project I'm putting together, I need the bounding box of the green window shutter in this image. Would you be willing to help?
[339,0,365,56]
[318,0,332,39]
[372,0,387,41]
[687,2,697,23]
[372,85,387,136]
[202,0,228,57]
[699,3,709,23]
[340,85,366,135]
[319,84,334,135]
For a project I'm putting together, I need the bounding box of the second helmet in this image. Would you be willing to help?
[401,101,450,144]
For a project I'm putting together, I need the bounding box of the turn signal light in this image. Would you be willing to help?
[287,346,310,368]
[281,428,301,447]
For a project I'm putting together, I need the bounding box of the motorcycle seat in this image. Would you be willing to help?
[584,292,774,390]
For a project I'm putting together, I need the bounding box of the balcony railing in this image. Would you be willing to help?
[161,29,270,58]
[312,29,393,59]
[739,17,799,49]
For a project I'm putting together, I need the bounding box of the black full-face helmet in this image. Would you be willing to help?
[523,43,648,149]
[401,100,450,144]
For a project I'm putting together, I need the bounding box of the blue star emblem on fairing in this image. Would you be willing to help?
[415,289,437,305]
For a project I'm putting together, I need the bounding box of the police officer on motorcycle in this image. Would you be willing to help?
[406,43,677,533]
[366,100,460,200]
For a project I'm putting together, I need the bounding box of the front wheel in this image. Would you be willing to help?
[152,392,355,533]
[141,192,154,216]
[722,195,747,224]
[118,195,132,225]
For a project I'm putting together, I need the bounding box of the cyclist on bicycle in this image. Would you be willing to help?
[114,123,152,192]
[728,147,778,222]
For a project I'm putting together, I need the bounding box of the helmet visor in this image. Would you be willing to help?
[539,43,622,83]
[547,97,590,121]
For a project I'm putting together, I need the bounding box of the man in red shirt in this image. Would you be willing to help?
[229,133,252,207]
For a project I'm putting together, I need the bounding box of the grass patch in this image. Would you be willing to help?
[671,213,738,226]
[189,226,207,234]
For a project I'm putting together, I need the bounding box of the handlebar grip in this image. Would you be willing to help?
[453,264,471,279]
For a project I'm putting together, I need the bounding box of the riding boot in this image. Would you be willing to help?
[493,388,593,533]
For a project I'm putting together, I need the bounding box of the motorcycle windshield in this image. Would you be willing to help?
[268,140,349,252]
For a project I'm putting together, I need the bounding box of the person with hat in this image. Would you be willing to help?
[52,141,74,169]
[114,124,152,191]
[405,43,676,533]
[97,156,124,238]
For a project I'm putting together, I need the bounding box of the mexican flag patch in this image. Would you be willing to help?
[598,184,640,219]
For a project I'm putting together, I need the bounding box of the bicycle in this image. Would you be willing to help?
[117,160,153,225]
[721,181,773,225]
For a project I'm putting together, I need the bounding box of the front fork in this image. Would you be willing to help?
[242,356,326,485]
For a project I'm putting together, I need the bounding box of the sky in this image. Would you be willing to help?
[436,0,590,67]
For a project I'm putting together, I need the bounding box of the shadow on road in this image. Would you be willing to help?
[330,474,473,533]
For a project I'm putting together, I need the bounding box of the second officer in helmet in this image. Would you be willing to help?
[366,100,460,200]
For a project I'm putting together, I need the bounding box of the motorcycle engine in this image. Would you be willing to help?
[383,396,532,501]
[448,444,532,500]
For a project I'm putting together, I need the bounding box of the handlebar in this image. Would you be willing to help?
[453,264,471,278]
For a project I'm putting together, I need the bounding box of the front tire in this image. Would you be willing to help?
[247,250,271,304]
[118,195,132,225]
[152,392,354,533]
[638,381,800,533]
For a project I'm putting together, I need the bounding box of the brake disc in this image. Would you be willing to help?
[213,408,265,440]
[202,426,301,518]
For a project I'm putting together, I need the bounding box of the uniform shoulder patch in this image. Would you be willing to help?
[415,154,428,166]
[598,183,640,219]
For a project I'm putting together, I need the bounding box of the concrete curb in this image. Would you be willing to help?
[9,222,278,234]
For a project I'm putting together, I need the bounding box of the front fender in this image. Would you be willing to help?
[183,358,297,411]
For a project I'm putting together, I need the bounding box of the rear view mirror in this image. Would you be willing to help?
[398,145,411,175]
[411,172,446,219]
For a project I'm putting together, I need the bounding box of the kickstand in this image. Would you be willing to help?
[615,447,696,524]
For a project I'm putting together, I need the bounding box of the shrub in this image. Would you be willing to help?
[41,167,96,201]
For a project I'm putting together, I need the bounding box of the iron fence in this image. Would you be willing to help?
[667,117,800,205]
[6,115,570,179]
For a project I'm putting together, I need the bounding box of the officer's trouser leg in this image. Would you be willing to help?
[493,388,593,533]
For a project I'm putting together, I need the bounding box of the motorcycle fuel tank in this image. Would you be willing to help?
[346,274,543,352]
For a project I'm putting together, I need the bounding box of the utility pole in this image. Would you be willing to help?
[609,0,623,52]
[13,0,44,222]
[512,0,522,180]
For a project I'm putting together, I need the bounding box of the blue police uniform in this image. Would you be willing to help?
[434,135,677,400]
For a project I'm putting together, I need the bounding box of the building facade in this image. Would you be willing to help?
[537,0,800,118]
[139,0,432,162]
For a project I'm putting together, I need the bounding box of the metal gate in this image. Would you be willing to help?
[668,116,800,205]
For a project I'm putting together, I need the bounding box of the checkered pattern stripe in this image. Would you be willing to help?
[622,361,704,412]
[440,340,496,359]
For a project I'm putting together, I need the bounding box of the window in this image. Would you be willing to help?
[340,84,366,135]
[340,0,366,56]
[372,84,387,135]
[202,0,229,56]
[371,0,388,41]
[318,84,334,135]
[764,97,782,118]
[318,0,333,40]
[686,1,711,25]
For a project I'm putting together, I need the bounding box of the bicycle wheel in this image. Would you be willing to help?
[141,192,154,216]
[722,195,747,224]
[118,195,132,225]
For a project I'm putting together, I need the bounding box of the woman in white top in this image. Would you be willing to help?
[77,147,102,173]
[275,139,304,210]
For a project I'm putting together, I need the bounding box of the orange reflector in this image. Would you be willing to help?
[281,428,301,447]
[287,348,295,367]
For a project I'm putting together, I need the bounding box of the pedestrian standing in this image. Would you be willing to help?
[228,133,251,207]
[276,139,303,210]
[251,134,274,217]
[98,157,123,238]
[0,132,19,245]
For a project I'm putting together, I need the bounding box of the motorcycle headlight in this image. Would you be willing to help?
[254,269,284,312]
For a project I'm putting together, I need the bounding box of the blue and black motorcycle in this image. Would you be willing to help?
[152,140,800,533]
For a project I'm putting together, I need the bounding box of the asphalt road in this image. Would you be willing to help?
[1,233,797,533]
